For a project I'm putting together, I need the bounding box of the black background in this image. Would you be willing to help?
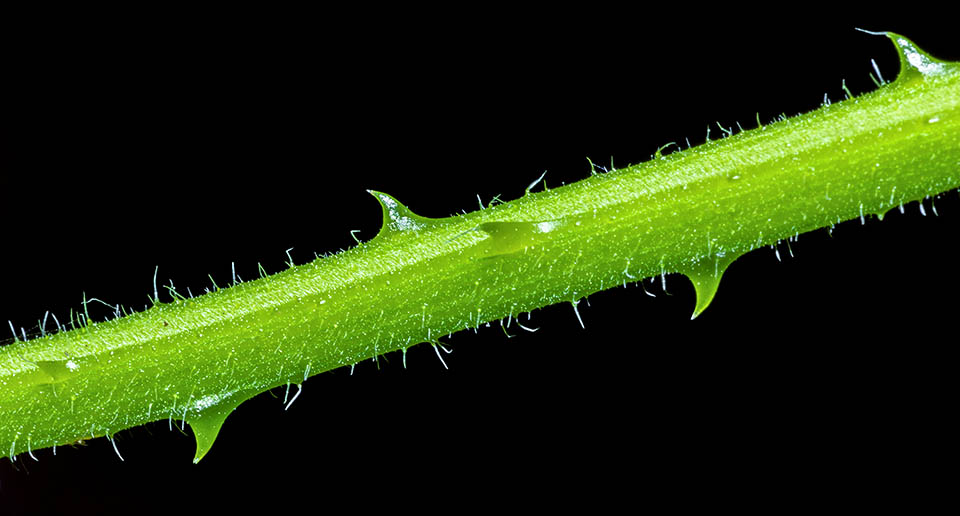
[2,12,957,513]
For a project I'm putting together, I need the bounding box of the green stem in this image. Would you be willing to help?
[2,33,958,463]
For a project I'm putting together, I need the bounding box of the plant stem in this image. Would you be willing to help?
[2,32,958,465]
